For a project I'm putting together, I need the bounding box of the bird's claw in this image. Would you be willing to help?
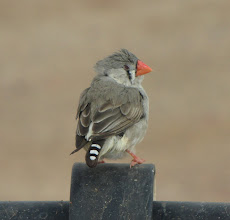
[126,149,146,168]
[130,157,145,168]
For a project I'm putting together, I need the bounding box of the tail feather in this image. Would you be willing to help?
[86,141,104,168]
[70,135,89,155]
[70,148,79,155]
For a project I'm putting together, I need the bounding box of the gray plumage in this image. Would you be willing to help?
[94,49,138,75]
[71,49,151,167]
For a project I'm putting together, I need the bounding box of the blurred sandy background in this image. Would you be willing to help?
[0,0,230,202]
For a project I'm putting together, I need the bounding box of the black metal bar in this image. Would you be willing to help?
[1,201,229,220]
[0,201,69,220]
[152,201,230,220]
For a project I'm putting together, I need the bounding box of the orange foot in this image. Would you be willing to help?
[126,150,146,168]
[98,160,105,164]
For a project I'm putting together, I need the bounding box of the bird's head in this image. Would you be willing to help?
[94,49,152,86]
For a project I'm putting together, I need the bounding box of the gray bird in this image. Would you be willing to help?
[70,49,152,168]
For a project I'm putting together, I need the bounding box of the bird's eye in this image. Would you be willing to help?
[124,65,129,71]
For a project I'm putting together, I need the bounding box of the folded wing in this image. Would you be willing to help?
[74,87,144,153]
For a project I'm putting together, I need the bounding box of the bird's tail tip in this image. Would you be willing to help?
[70,148,79,155]
[85,143,103,168]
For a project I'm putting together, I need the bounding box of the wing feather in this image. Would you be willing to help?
[92,113,122,133]
[79,105,91,127]
[120,103,131,115]
[93,108,120,123]
[90,101,143,139]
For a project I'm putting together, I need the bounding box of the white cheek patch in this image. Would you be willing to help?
[90,156,96,160]
[130,70,136,77]
[91,144,101,149]
[90,150,99,155]
[129,70,136,83]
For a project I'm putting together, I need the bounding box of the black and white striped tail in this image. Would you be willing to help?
[85,141,104,168]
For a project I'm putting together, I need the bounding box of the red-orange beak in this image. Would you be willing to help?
[136,60,152,76]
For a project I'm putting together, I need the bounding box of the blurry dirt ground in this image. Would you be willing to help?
[0,0,230,201]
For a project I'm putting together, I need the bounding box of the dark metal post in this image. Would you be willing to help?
[69,163,155,220]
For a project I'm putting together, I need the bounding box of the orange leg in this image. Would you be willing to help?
[126,150,145,168]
